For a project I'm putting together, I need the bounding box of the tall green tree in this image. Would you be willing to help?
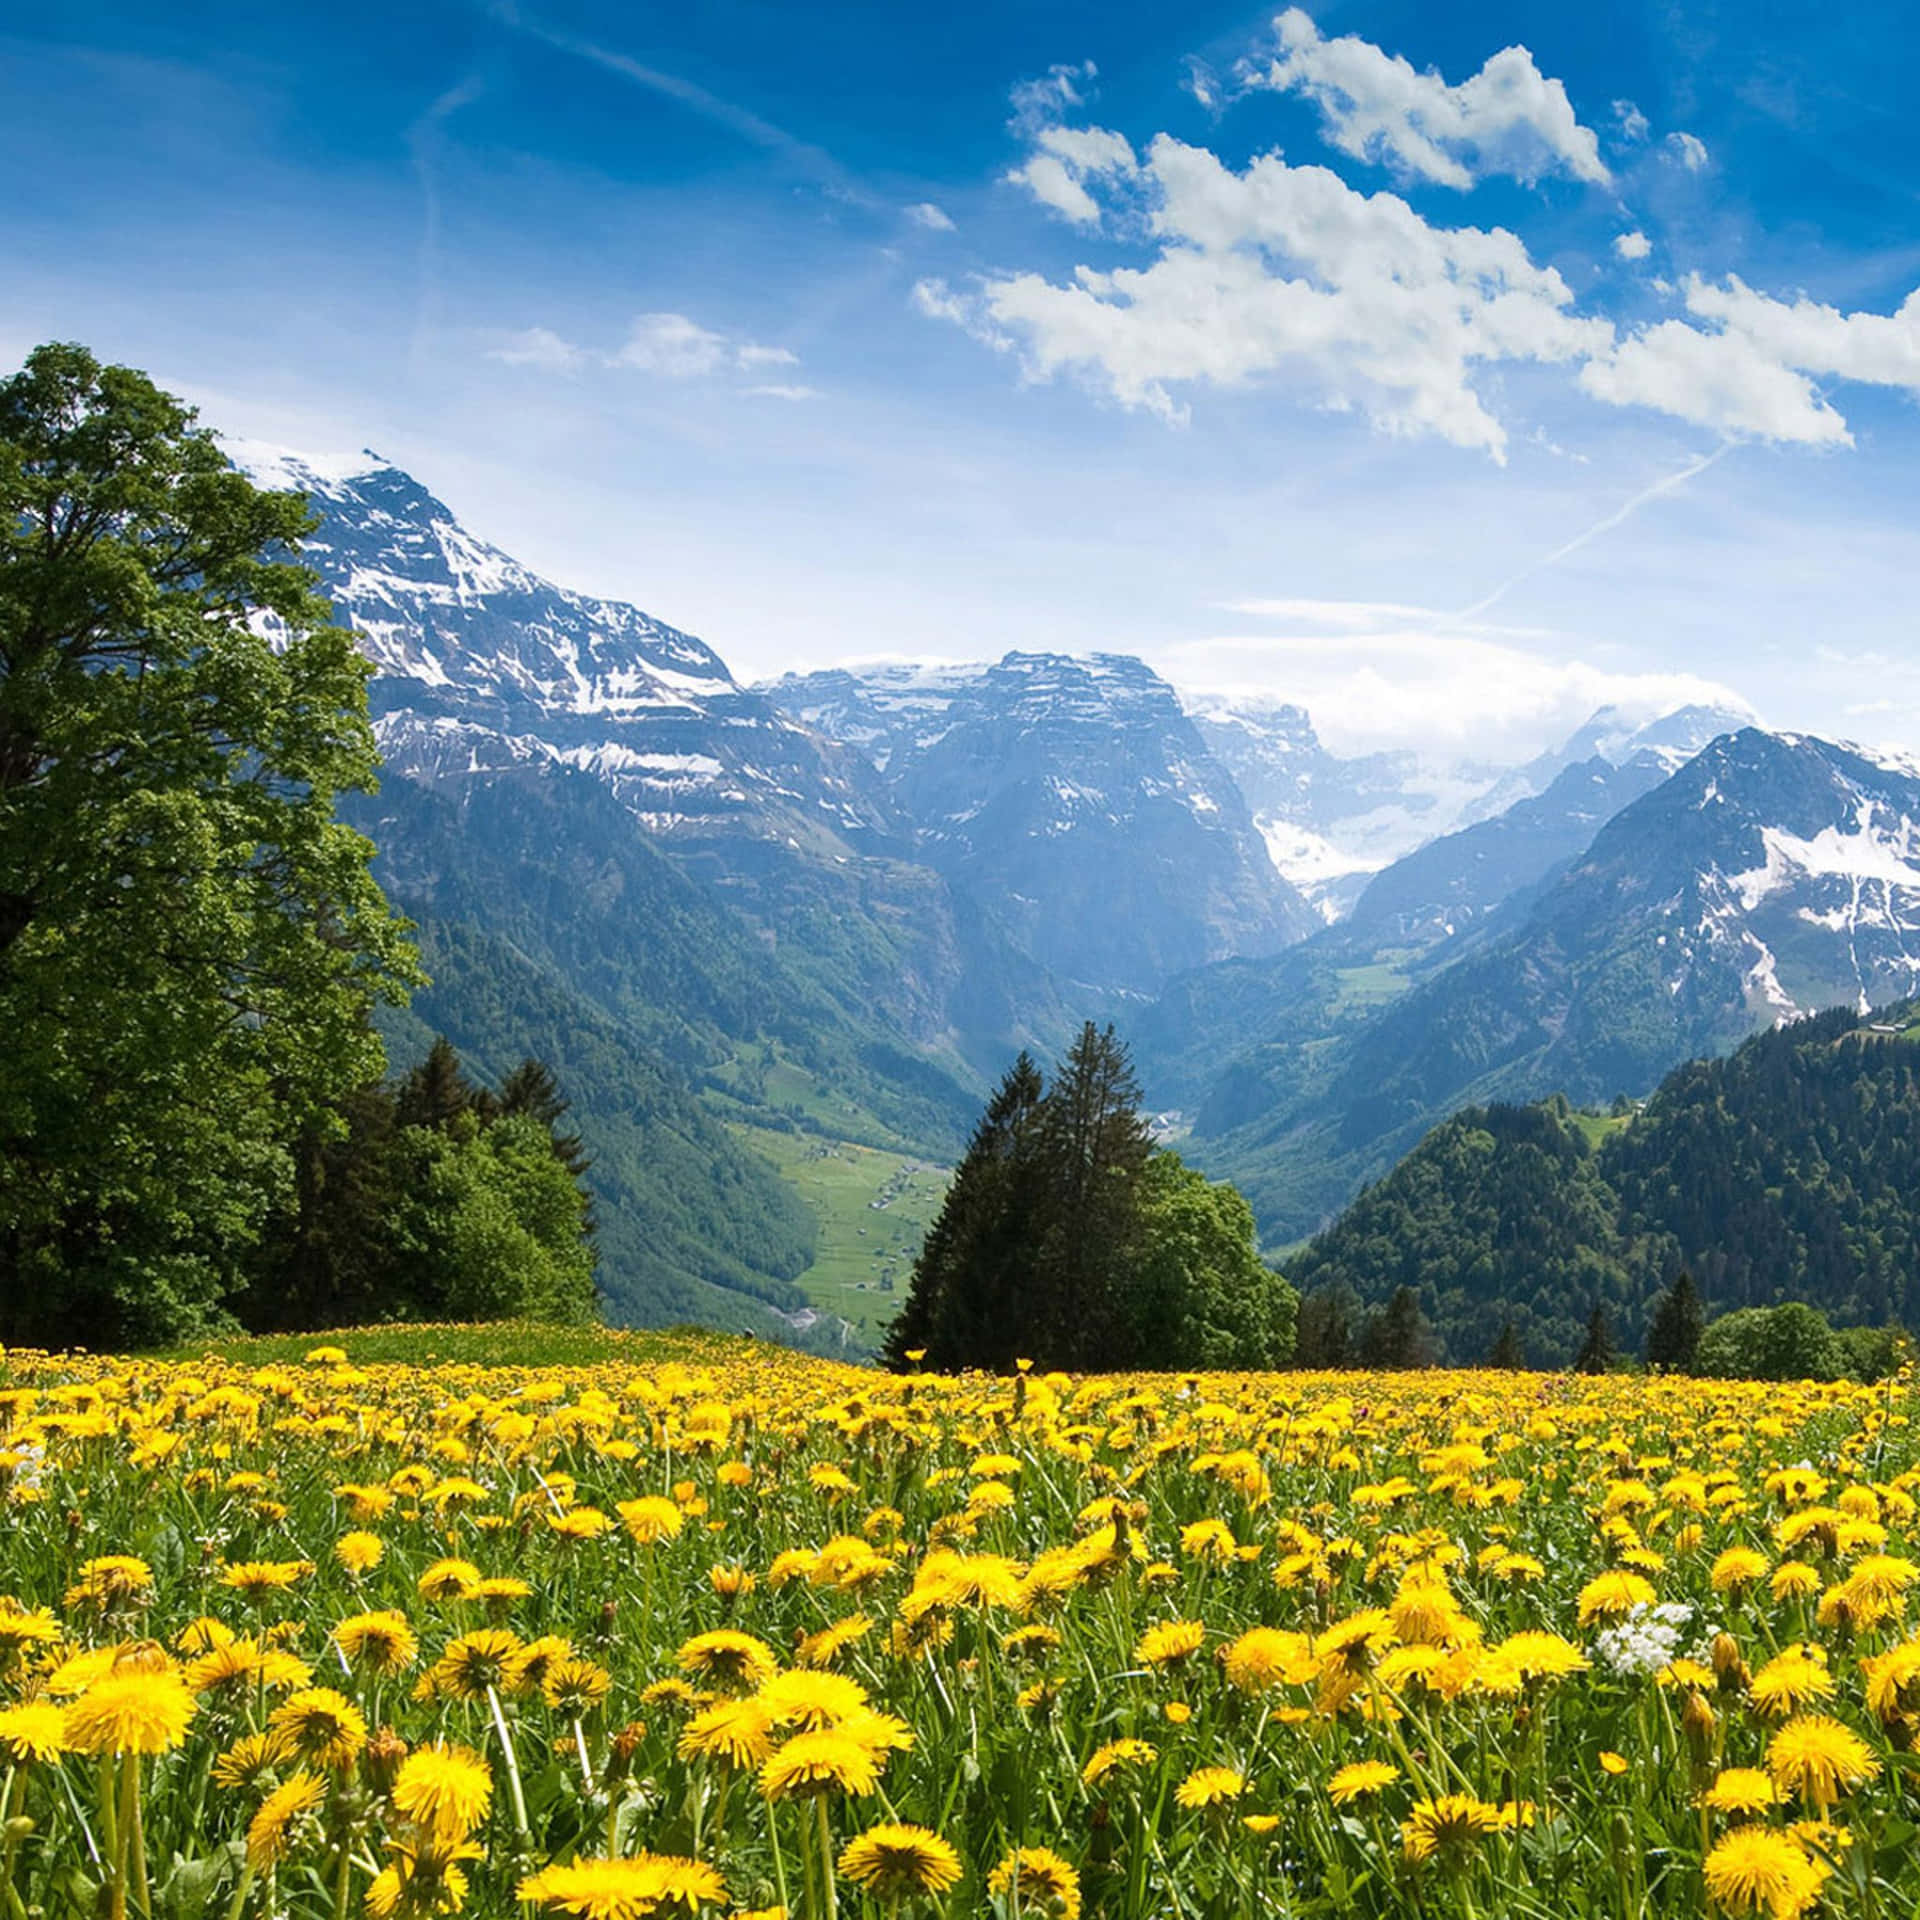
[1123,1152,1297,1370]
[0,343,420,1344]
[1644,1272,1704,1372]
[1032,1023,1154,1366]
[1361,1286,1432,1370]
[1573,1304,1617,1374]
[885,1031,1292,1372]
[882,1052,1046,1370]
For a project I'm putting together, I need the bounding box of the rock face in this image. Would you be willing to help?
[244,447,894,862]
[768,654,1315,997]
[1185,698,1498,921]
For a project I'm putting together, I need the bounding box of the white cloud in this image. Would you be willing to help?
[1612,99,1650,143]
[1004,125,1139,227]
[954,134,1611,456]
[613,312,732,377]
[493,313,803,387]
[905,201,956,231]
[1580,276,1920,444]
[742,383,823,401]
[936,97,1920,455]
[1008,60,1098,136]
[1243,7,1609,190]
[1161,605,1749,757]
[489,327,586,372]
[1668,131,1711,172]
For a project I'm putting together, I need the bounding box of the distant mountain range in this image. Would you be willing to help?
[242,439,1920,1337]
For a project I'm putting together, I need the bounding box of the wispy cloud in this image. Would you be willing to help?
[488,312,808,388]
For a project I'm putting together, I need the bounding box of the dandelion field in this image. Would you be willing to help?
[2,1334,1918,1919]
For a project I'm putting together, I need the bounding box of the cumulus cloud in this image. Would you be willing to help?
[1581,275,1920,443]
[1612,99,1650,143]
[905,201,956,231]
[1003,124,1140,227]
[1242,8,1609,189]
[930,86,1920,457]
[613,312,733,376]
[1668,131,1711,171]
[946,135,1611,456]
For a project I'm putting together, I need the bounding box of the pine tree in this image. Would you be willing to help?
[1573,1304,1616,1374]
[1644,1271,1704,1372]
[1295,1286,1359,1368]
[882,1052,1046,1370]
[1030,1023,1153,1368]
[1488,1320,1524,1368]
[1362,1287,1431,1369]
[396,1037,477,1133]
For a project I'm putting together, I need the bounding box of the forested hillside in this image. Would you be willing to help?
[1288,1001,1920,1364]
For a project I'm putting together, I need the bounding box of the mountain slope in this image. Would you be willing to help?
[769,655,1315,998]
[1286,1001,1920,1363]
[248,447,1070,1078]
[1181,729,1920,1242]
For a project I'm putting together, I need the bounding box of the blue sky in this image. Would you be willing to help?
[6,2,1920,760]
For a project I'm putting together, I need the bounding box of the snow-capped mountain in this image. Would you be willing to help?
[768,655,1316,996]
[1460,699,1756,826]
[240,445,894,856]
[1178,728,1920,1245]
[1182,698,1499,921]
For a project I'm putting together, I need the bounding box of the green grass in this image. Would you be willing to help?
[150,1320,753,1370]
[1331,960,1414,1011]
[1569,1108,1635,1149]
[734,1123,950,1348]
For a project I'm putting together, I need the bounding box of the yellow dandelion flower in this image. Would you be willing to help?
[1576,1570,1657,1625]
[1082,1738,1157,1787]
[246,1770,326,1870]
[0,1701,67,1764]
[1134,1619,1206,1668]
[268,1687,368,1771]
[336,1531,385,1574]
[333,1610,421,1676]
[619,1496,686,1546]
[518,1854,729,1916]
[1401,1794,1502,1865]
[1767,1715,1879,1808]
[987,1847,1081,1920]
[759,1729,883,1800]
[677,1631,778,1694]
[837,1823,963,1900]
[1702,1826,1828,1917]
[1700,1769,1782,1817]
[392,1743,494,1844]
[1329,1760,1400,1804]
[1175,1765,1246,1810]
[65,1669,196,1756]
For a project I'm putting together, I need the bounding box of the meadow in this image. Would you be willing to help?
[0,1328,1915,1919]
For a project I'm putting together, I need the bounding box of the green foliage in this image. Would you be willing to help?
[0,345,419,1346]
[1125,1152,1298,1370]
[1285,1005,1920,1365]
[1694,1303,1850,1383]
[245,1037,597,1330]
[1644,1272,1704,1372]
[1573,1304,1617,1375]
[887,1027,1295,1372]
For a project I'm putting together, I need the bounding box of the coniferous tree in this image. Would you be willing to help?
[1362,1287,1432,1369]
[397,1037,477,1133]
[1573,1304,1616,1374]
[1031,1023,1153,1368]
[1295,1285,1359,1368]
[882,1053,1045,1370]
[1488,1320,1525,1369]
[1644,1272,1704,1372]
[884,1031,1292,1372]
